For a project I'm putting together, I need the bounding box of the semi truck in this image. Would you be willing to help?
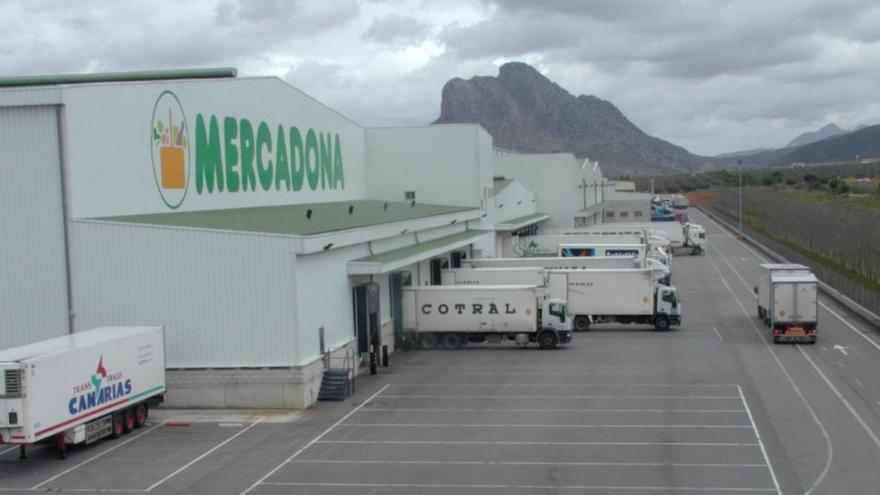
[511,233,667,257]
[542,222,706,255]
[440,267,681,332]
[462,256,671,284]
[0,326,165,458]
[557,242,670,268]
[402,285,572,350]
[754,264,818,343]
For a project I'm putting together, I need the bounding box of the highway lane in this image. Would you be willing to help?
[690,207,880,493]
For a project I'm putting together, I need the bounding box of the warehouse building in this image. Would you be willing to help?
[602,191,654,223]
[0,69,568,408]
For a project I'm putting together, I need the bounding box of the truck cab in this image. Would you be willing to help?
[683,223,706,253]
[541,298,572,332]
[654,286,682,330]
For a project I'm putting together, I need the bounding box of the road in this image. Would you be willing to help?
[2,207,879,494]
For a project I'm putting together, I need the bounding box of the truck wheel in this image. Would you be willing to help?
[537,331,558,349]
[653,315,671,331]
[111,413,125,439]
[441,333,463,350]
[134,403,148,428]
[419,333,439,350]
[124,408,136,433]
[692,247,702,255]
[758,307,764,319]
[574,316,591,332]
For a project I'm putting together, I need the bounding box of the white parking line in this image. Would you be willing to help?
[317,440,759,447]
[291,459,768,468]
[0,446,19,456]
[145,417,264,491]
[378,394,741,399]
[737,386,781,495]
[241,384,389,495]
[339,423,752,429]
[387,383,739,388]
[364,407,748,413]
[262,481,777,492]
[30,422,164,490]
[713,326,725,341]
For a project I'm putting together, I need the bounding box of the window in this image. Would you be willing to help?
[634,210,643,217]
[620,211,629,218]
[605,211,615,219]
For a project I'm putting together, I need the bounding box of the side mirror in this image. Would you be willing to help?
[753,286,758,295]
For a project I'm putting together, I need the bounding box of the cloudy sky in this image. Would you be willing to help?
[4,0,879,155]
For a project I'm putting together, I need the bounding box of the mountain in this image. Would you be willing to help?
[433,62,709,175]
[714,124,880,168]
[714,147,774,159]
[786,123,845,148]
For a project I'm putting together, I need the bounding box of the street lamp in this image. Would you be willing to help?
[737,160,743,234]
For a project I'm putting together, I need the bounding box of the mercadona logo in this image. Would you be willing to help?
[150,90,191,209]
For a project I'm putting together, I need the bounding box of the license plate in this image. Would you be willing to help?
[787,328,805,336]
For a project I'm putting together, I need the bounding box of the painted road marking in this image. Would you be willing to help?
[145,417,264,491]
[378,394,741,399]
[705,243,834,495]
[290,459,769,468]
[364,407,748,413]
[387,383,740,388]
[316,440,760,446]
[737,386,782,495]
[833,344,849,356]
[30,422,164,490]
[241,384,390,495]
[339,423,753,429]
[261,481,778,492]
[714,326,725,341]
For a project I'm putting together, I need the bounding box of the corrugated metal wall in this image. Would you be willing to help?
[0,106,70,349]
[68,221,300,368]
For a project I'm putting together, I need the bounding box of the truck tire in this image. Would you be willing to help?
[419,333,439,350]
[123,408,136,433]
[441,333,463,350]
[111,413,125,439]
[134,403,148,428]
[574,316,591,332]
[653,315,671,331]
[537,331,558,349]
[692,246,702,255]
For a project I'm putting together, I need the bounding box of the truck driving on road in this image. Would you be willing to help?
[403,285,572,350]
[0,326,165,458]
[754,264,818,343]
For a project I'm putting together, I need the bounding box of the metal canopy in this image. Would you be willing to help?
[347,230,490,275]
[494,212,550,231]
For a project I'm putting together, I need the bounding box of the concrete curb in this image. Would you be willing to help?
[697,205,880,330]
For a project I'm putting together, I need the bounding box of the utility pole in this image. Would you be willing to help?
[738,160,743,234]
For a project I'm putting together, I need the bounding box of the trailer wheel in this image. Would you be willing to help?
[692,247,702,255]
[574,316,591,332]
[419,333,439,350]
[653,315,671,331]
[537,331,558,349]
[441,333,463,350]
[134,403,148,428]
[123,408,136,433]
[111,413,125,439]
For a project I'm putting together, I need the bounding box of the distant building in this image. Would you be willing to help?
[612,180,636,192]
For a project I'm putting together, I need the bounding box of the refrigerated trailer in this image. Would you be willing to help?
[462,256,671,284]
[543,223,706,255]
[441,267,546,286]
[754,264,817,343]
[402,285,572,350]
[0,326,165,458]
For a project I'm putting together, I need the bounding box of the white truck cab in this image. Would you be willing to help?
[655,285,683,329]
[683,223,706,253]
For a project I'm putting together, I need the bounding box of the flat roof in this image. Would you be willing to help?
[495,212,550,231]
[348,230,490,275]
[99,200,477,237]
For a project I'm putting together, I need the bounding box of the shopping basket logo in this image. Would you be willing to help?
[150,90,191,209]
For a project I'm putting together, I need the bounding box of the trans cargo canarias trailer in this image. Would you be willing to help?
[0,326,165,458]
[754,264,818,343]
[402,285,572,350]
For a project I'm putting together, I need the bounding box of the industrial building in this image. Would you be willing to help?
[0,69,638,408]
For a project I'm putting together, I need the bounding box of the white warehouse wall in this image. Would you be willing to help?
[0,106,71,349]
[495,153,586,229]
[68,221,300,368]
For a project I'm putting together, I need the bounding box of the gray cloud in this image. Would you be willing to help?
[363,14,427,44]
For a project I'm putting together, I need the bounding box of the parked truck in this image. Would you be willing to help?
[542,222,705,255]
[511,233,667,258]
[754,264,818,343]
[0,326,165,458]
[462,256,671,284]
[402,285,572,350]
[441,267,681,332]
[558,242,670,267]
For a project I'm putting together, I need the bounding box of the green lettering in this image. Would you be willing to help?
[274,125,290,191]
[195,114,224,193]
[256,122,273,191]
[223,116,240,192]
[240,119,256,191]
[305,128,320,190]
[290,126,304,191]
[333,133,344,190]
[319,132,333,189]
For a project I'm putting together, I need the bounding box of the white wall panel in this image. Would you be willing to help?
[68,221,299,367]
[0,106,69,349]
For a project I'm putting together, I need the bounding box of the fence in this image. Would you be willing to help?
[705,187,880,317]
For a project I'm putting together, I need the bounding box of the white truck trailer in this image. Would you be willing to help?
[557,269,682,331]
[754,264,817,343]
[440,267,680,331]
[402,285,572,350]
[462,256,671,284]
[0,326,165,458]
[543,223,706,255]
[558,242,670,268]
